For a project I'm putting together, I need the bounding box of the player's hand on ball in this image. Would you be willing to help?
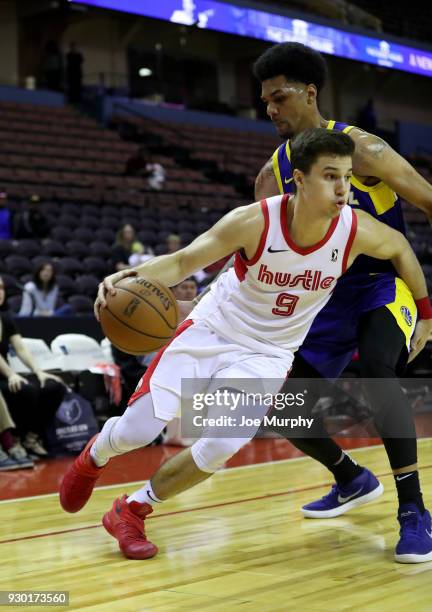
[94,269,137,321]
[408,319,432,363]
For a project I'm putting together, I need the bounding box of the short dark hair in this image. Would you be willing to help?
[291,128,355,174]
[253,43,327,92]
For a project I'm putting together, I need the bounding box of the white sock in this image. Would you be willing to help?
[90,417,121,467]
[127,481,162,506]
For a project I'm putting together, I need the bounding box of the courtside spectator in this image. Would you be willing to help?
[19,262,72,317]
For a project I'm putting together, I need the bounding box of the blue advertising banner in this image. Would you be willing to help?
[68,0,432,78]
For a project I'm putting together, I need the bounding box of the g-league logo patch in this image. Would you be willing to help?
[331,248,339,262]
[400,305,413,327]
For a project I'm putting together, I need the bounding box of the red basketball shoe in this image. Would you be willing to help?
[102,494,158,560]
[59,435,105,513]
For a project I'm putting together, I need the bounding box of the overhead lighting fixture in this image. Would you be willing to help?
[139,67,153,77]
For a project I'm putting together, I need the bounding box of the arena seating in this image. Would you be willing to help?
[0,100,431,313]
[0,100,252,312]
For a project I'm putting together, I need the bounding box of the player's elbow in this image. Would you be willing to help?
[389,234,411,263]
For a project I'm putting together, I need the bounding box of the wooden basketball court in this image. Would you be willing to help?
[0,439,431,610]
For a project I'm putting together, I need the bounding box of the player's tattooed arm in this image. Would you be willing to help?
[350,128,432,223]
[255,157,280,200]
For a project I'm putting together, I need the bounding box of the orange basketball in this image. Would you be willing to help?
[99,276,179,355]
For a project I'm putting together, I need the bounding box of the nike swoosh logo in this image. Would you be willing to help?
[337,487,363,504]
[396,474,413,481]
[426,529,432,539]
[267,246,289,253]
[284,177,293,184]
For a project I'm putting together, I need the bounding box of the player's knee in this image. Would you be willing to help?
[191,437,245,473]
[110,415,154,451]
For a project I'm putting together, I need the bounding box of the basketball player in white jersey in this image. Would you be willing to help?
[60,129,432,560]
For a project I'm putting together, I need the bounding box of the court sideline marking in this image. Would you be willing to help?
[1,460,431,546]
[0,440,391,505]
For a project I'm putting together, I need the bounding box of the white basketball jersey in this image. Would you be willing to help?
[192,194,357,362]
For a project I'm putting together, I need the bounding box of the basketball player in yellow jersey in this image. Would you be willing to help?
[252,42,432,562]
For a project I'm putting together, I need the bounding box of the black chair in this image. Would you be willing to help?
[154,243,166,255]
[57,274,77,298]
[137,230,157,246]
[0,240,15,258]
[82,204,100,217]
[20,271,33,283]
[51,227,71,243]
[56,257,84,276]
[65,240,88,259]
[62,203,80,216]
[43,240,66,258]
[178,220,195,232]
[101,205,120,217]
[5,255,32,277]
[180,232,194,245]
[156,230,171,243]
[81,215,99,229]
[159,219,176,232]
[89,241,111,258]
[1,273,21,297]
[94,228,115,243]
[74,228,94,242]
[15,239,41,259]
[101,216,119,230]
[195,221,211,233]
[7,294,22,314]
[68,294,94,316]
[82,257,107,277]
[58,214,80,229]
[75,274,100,297]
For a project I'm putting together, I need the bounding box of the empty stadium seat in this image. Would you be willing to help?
[50,333,105,371]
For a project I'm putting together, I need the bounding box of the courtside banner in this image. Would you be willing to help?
[179,377,432,438]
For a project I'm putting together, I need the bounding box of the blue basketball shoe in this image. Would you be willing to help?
[395,503,432,563]
[302,468,384,518]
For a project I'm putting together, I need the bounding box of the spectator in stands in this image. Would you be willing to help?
[66,42,84,104]
[0,275,66,461]
[112,224,143,272]
[125,146,166,190]
[166,233,181,254]
[14,194,50,240]
[0,191,12,240]
[41,40,64,92]
[18,262,71,317]
[128,241,155,267]
[172,276,198,301]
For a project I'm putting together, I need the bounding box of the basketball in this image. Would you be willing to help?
[99,276,179,355]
